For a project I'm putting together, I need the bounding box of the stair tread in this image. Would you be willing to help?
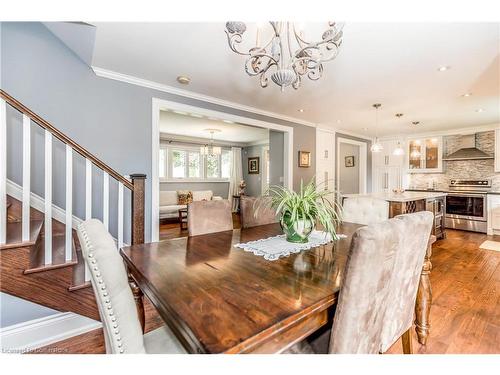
[0,220,44,250]
[24,233,78,274]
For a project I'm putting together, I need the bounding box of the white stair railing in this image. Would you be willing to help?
[1,90,145,287]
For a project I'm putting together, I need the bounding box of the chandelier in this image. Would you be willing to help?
[200,129,222,156]
[224,21,344,91]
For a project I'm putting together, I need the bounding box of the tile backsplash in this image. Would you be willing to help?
[409,130,500,191]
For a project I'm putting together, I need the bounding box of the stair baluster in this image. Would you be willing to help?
[65,145,73,262]
[44,130,53,265]
[22,114,31,242]
[1,98,7,245]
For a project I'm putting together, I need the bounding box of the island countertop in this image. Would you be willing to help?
[343,191,447,202]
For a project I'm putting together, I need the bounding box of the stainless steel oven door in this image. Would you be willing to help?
[445,193,487,222]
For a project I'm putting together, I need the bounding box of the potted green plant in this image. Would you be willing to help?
[256,179,343,243]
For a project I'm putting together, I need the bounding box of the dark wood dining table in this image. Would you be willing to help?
[120,222,434,353]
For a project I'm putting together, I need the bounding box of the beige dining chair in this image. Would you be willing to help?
[77,219,186,354]
[287,211,433,354]
[187,199,233,236]
[342,197,389,225]
[240,196,278,228]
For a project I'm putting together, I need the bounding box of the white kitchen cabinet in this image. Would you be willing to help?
[407,136,443,173]
[372,139,405,193]
[487,194,500,235]
[495,129,500,173]
[373,166,403,193]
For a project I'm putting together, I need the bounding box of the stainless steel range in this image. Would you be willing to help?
[445,179,491,233]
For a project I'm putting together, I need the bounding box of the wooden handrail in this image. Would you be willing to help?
[0,89,134,191]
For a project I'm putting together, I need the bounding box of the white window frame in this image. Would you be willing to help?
[161,144,231,182]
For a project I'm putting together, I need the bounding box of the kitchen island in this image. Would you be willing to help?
[343,191,447,239]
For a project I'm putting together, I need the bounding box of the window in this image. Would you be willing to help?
[160,145,231,181]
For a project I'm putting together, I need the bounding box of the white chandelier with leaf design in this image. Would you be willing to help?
[225,22,344,91]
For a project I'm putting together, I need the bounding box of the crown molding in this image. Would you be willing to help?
[92,66,317,129]
[380,123,500,140]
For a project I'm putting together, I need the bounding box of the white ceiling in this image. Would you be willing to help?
[92,22,500,136]
[159,110,269,143]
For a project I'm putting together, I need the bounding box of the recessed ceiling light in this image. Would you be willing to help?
[437,66,451,72]
[223,120,234,124]
[462,93,472,97]
[298,109,304,113]
[176,75,191,85]
[475,108,485,113]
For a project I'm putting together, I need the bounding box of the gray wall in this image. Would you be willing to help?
[242,144,267,197]
[339,143,360,194]
[269,130,284,186]
[335,132,372,193]
[1,22,316,241]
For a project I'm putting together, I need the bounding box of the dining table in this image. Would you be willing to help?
[120,222,434,353]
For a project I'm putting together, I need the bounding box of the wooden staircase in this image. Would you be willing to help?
[0,89,146,320]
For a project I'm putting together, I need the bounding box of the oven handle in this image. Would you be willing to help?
[446,192,487,198]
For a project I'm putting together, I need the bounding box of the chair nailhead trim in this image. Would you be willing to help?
[79,223,126,354]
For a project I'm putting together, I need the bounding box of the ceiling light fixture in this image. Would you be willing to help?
[298,109,304,113]
[225,21,344,91]
[437,66,451,72]
[475,108,485,113]
[200,129,222,156]
[176,75,191,85]
[393,113,405,156]
[370,103,383,153]
[462,93,472,97]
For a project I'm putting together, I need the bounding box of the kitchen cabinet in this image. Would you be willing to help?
[407,136,443,173]
[372,139,405,193]
[495,129,500,173]
[487,194,500,235]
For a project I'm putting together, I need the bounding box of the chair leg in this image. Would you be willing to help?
[401,328,413,354]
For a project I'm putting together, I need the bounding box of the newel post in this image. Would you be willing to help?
[130,173,146,245]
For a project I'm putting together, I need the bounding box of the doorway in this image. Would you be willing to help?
[336,137,367,195]
[151,97,294,242]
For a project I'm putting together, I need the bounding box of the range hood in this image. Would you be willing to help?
[443,133,494,161]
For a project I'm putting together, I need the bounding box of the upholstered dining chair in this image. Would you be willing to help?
[287,211,433,354]
[342,197,389,225]
[187,199,233,236]
[77,219,186,354]
[240,196,278,228]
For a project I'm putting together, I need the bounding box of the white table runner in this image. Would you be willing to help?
[234,230,346,261]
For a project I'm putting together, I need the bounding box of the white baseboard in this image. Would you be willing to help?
[0,312,101,353]
[7,179,83,229]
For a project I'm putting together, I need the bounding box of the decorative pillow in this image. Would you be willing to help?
[177,190,193,205]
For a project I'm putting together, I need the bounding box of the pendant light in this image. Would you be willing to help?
[392,113,405,156]
[409,122,422,159]
[370,103,383,153]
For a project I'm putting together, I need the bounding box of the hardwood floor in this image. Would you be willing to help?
[386,229,500,354]
[34,226,500,354]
